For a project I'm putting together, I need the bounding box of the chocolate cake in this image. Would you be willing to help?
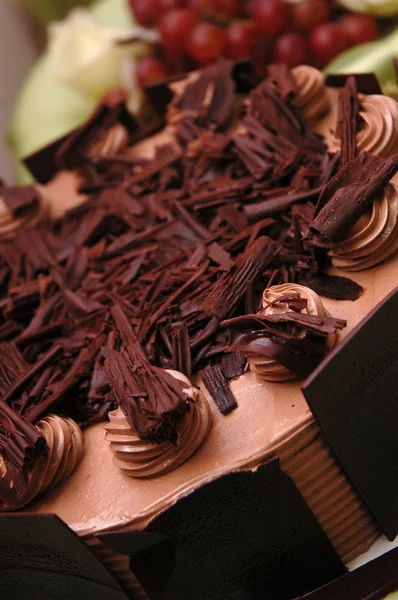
[1,61,398,599]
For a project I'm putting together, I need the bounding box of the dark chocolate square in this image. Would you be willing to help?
[0,514,128,600]
[325,73,382,95]
[300,545,398,599]
[302,285,398,539]
[100,459,345,600]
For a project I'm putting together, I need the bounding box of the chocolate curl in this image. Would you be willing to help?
[308,153,398,248]
[104,343,190,444]
[0,400,47,507]
[200,236,278,319]
[336,76,360,168]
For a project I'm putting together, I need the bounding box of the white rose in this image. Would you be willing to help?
[47,9,158,101]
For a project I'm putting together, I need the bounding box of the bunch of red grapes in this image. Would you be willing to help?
[129,0,379,87]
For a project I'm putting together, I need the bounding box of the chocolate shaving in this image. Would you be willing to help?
[222,311,346,338]
[104,343,191,443]
[0,183,40,217]
[200,365,237,414]
[55,101,140,170]
[0,400,47,507]
[221,351,246,381]
[267,64,297,102]
[325,73,382,95]
[336,77,359,167]
[309,153,398,247]
[298,272,363,301]
[201,237,277,318]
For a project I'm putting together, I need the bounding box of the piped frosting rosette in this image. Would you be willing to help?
[248,284,337,382]
[329,183,398,271]
[0,414,83,510]
[357,95,398,158]
[104,369,212,478]
[292,66,330,128]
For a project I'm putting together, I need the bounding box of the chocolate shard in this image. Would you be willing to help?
[336,76,359,167]
[55,101,140,170]
[170,59,235,130]
[222,311,346,337]
[200,364,237,414]
[226,330,327,379]
[0,400,47,508]
[221,351,246,381]
[267,63,297,102]
[201,236,278,319]
[0,183,40,217]
[325,72,382,95]
[302,285,398,539]
[298,272,363,301]
[309,153,398,247]
[172,322,192,380]
[104,342,192,443]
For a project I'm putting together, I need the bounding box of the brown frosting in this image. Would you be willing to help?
[0,414,83,510]
[292,66,330,128]
[329,182,398,272]
[357,95,398,158]
[248,284,336,382]
[104,370,212,478]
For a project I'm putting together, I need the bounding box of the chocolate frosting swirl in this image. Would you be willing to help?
[104,370,212,478]
[292,66,330,128]
[248,284,336,382]
[0,414,83,510]
[330,183,398,271]
[357,95,398,158]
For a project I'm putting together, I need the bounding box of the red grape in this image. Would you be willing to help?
[159,9,198,52]
[250,37,275,77]
[224,21,258,59]
[218,0,245,18]
[274,32,309,67]
[251,0,288,37]
[188,0,218,16]
[289,0,329,33]
[186,22,226,64]
[129,0,158,26]
[338,14,378,46]
[310,22,349,66]
[136,57,168,87]
[155,0,184,12]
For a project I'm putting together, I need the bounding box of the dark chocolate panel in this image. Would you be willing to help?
[299,545,398,599]
[0,514,128,600]
[100,459,345,600]
[302,285,398,539]
[325,73,382,94]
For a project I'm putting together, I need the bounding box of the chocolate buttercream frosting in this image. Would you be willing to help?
[329,182,398,271]
[292,65,330,127]
[357,94,398,158]
[0,409,83,511]
[244,284,339,382]
[105,370,212,478]
[222,285,346,380]
[104,344,194,444]
[309,153,398,248]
